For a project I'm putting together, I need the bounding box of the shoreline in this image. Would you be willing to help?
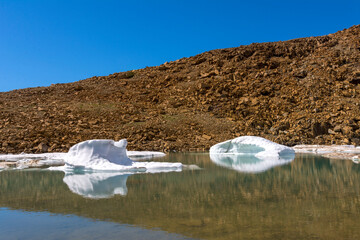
[1,144,360,170]
[293,145,360,162]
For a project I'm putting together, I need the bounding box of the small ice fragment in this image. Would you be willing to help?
[0,153,66,162]
[127,151,166,160]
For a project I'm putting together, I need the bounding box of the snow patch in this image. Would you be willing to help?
[293,145,360,161]
[293,145,360,154]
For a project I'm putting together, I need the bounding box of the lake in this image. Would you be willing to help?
[0,153,360,239]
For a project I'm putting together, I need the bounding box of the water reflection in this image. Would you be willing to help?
[61,166,182,199]
[209,153,295,173]
[0,207,193,240]
[1,153,360,240]
[63,172,131,199]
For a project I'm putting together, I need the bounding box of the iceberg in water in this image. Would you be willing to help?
[0,150,165,163]
[1,139,183,198]
[62,139,182,172]
[209,136,295,173]
[47,139,183,198]
[65,139,133,167]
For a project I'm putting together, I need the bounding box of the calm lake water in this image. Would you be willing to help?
[0,153,360,240]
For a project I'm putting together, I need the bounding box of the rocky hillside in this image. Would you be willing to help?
[1,25,360,153]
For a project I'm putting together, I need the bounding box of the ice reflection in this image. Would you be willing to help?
[63,172,131,199]
[210,153,294,173]
[62,166,183,199]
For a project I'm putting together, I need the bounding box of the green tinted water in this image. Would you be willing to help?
[0,153,360,240]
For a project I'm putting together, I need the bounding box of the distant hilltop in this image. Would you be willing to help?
[1,25,360,153]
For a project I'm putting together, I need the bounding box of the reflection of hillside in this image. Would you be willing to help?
[1,154,360,240]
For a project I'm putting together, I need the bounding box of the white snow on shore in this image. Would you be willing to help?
[292,145,360,154]
[293,144,360,162]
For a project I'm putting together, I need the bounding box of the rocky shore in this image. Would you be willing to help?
[1,25,360,153]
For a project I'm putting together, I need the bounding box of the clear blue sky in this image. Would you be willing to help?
[0,0,359,92]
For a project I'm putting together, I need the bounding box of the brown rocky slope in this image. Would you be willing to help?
[1,25,360,153]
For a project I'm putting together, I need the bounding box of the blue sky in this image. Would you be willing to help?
[0,0,359,92]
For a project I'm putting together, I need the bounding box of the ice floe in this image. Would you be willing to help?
[0,139,181,172]
[0,139,183,197]
[126,151,166,160]
[209,136,295,173]
[16,159,65,169]
[0,152,66,162]
[64,139,133,169]
[210,136,295,159]
[0,151,165,163]
[61,139,181,171]
[292,145,360,154]
[293,145,360,161]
